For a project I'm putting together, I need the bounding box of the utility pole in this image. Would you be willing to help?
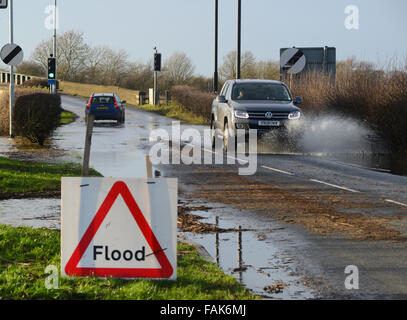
[9,0,14,137]
[236,0,241,80]
[213,0,219,93]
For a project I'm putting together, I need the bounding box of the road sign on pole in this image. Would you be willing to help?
[280,46,336,81]
[0,43,23,66]
[0,0,7,9]
[61,178,178,280]
[280,48,306,75]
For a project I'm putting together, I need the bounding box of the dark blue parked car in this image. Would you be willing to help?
[85,93,126,124]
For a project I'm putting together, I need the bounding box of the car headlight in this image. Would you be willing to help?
[234,110,249,119]
[288,111,301,120]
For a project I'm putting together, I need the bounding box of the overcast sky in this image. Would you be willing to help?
[0,0,406,76]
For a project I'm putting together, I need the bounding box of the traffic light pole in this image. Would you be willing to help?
[153,71,157,106]
[9,0,14,137]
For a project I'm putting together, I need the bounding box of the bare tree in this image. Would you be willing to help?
[31,30,89,81]
[15,61,44,77]
[99,48,129,86]
[256,60,279,80]
[163,51,195,86]
[81,46,108,82]
[219,50,257,81]
[122,60,153,91]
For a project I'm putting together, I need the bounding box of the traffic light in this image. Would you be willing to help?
[48,57,56,80]
[154,53,161,72]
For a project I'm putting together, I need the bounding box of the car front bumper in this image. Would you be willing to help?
[232,118,305,137]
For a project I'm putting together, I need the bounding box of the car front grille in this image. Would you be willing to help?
[247,111,290,120]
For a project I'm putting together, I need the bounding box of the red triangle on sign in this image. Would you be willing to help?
[65,181,174,279]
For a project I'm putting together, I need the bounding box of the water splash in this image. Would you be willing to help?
[300,115,374,153]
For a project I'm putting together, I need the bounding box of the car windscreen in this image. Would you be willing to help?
[232,84,292,101]
[92,96,115,104]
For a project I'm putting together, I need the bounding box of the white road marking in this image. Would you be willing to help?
[310,179,360,193]
[385,199,407,207]
[261,165,294,176]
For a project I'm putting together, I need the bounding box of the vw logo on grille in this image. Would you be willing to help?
[265,112,273,119]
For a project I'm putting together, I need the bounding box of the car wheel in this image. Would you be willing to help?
[223,121,237,153]
[211,120,217,150]
[117,112,124,125]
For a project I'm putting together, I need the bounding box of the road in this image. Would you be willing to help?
[59,94,407,299]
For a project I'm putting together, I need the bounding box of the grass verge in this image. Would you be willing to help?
[0,156,101,199]
[58,81,209,125]
[60,110,77,125]
[59,80,140,104]
[0,225,257,300]
[136,102,208,125]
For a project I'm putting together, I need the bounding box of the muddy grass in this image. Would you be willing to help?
[177,202,250,234]
[1,148,67,163]
[184,170,406,241]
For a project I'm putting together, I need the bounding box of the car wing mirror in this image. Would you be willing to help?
[216,95,227,103]
[122,100,127,104]
[294,96,303,105]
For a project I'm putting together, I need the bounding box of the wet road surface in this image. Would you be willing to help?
[1,94,406,299]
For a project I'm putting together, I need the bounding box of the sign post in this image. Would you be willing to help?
[61,178,177,280]
[8,0,13,138]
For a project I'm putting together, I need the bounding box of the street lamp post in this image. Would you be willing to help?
[214,0,219,93]
[52,0,57,94]
[236,0,241,80]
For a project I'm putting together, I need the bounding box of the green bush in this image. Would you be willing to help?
[20,78,49,89]
[171,85,215,121]
[13,93,62,145]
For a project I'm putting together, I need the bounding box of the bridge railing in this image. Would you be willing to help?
[0,70,43,85]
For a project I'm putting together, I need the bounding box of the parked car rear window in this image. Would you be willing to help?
[232,84,292,101]
[92,96,115,104]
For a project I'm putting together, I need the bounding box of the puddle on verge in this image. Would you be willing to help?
[0,198,60,230]
[179,202,316,300]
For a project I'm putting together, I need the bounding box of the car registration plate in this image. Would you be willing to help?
[97,106,109,110]
[258,120,281,126]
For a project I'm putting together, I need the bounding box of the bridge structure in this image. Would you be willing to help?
[0,70,41,85]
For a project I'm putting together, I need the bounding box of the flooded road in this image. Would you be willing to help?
[1,94,407,299]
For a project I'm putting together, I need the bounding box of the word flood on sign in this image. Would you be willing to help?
[61,178,178,280]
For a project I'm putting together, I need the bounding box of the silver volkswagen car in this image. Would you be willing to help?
[210,79,304,151]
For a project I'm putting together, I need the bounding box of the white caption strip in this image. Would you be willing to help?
[310,179,360,193]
